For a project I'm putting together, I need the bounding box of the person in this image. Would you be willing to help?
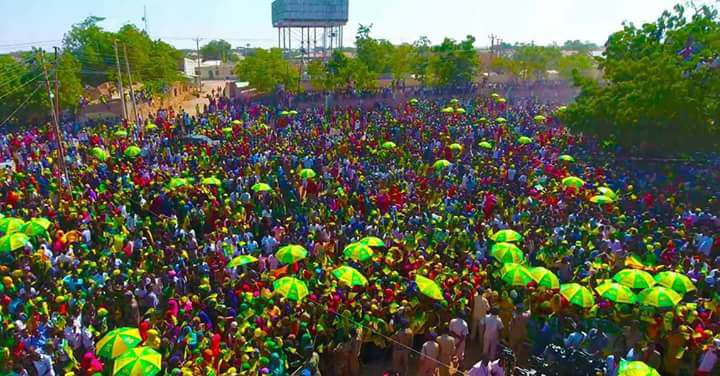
[437,327,456,376]
[347,328,362,376]
[471,289,490,344]
[696,339,719,376]
[390,324,413,375]
[483,308,504,361]
[508,307,529,361]
[449,315,469,363]
[418,333,440,376]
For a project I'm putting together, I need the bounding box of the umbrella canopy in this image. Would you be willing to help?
[343,242,374,262]
[560,283,595,308]
[415,275,444,300]
[91,147,109,161]
[638,286,683,308]
[478,117,488,124]
[518,136,533,145]
[478,141,493,149]
[558,154,575,163]
[455,108,466,114]
[273,277,309,301]
[432,159,451,170]
[332,266,368,287]
[21,221,49,239]
[299,168,317,179]
[251,183,272,192]
[490,243,525,264]
[96,327,142,359]
[500,263,534,287]
[381,141,397,149]
[491,229,523,243]
[595,282,637,304]
[613,269,655,289]
[534,115,546,123]
[618,360,661,376]
[561,176,585,189]
[448,143,463,151]
[590,195,615,204]
[231,119,242,125]
[597,187,618,200]
[441,107,454,113]
[0,233,30,253]
[124,146,142,158]
[495,117,507,123]
[114,130,128,137]
[275,245,308,264]
[227,255,258,268]
[222,127,233,134]
[113,346,162,376]
[145,123,158,131]
[29,217,51,229]
[289,110,298,115]
[359,236,385,247]
[409,98,418,104]
[0,217,25,235]
[280,110,290,116]
[529,267,560,289]
[654,271,696,294]
[166,178,189,189]
[201,177,222,186]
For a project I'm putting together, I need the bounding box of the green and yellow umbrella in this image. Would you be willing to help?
[415,275,444,300]
[441,107,454,113]
[448,143,463,151]
[595,282,637,304]
[112,346,161,376]
[91,147,109,161]
[332,266,368,287]
[432,159,451,170]
[495,117,507,123]
[381,141,397,149]
[114,130,128,137]
[145,123,158,131]
[29,217,51,229]
[231,119,242,125]
[273,277,309,301]
[534,115,546,123]
[455,108,466,114]
[613,269,655,289]
[500,263,534,287]
[638,286,682,308]
[227,255,258,268]
[166,177,189,189]
[201,177,222,186]
[21,221,49,239]
[478,141,493,149]
[0,233,30,253]
[561,176,585,189]
[299,168,316,179]
[617,360,661,376]
[359,236,385,247]
[289,110,298,116]
[560,283,595,308]
[275,245,308,264]
[491,229,523,243]
[0,217,25,235]
[529,267,560,289]
[558,154,575,163]
[490,243,525,264]
[518,136,533,145]
[343,242,374,262]
[590,195,615,205]
[221,127,233,134]
[409,98,418,105]
[280,110,290,116]
[654,271,696,294]
[597,187,618,200]
[478,117,488,124]
[251,183,272,192]
[124,146,142,158]
[96,327,142,359]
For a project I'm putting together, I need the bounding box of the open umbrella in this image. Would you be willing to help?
[91,147,109,161]
[113,346,161,376]
[638,286,683,308]
[518,136,533,145]
[251,183,272,192]
[273,277,309,301]
[441,107,454,113]
[145,123,158,131]
[590,195,615,204]
[614,269,655,289]
[381,141,397,149]
[0,217,24,235]
[124,146,141,158]
[29,217,51,229]
[490,243,525,264]
[478,117,488,124]
[558,155,575,163]
[227,255,258,268]
[415,275,444,300]
[498,98,506,103]
[359,236,385,247]
[409,98,418,104]
[617,360,661,376]
[114,130,128,137]
[222,127,233,134]
[0,233,30,253]
[289,110,298,116]
[561,176,585,189]
[280,110,290,116]
[332,266,368,287]
[448,143,463,151]
[595,282,637,304]
[343,242,374,262]
[432,159,451,170]
[478,141,493,149]
[534,115,546,123]
[21,221,49,239]
[275,245,308,264]
[495,117,507,123]
[299,168,316,179]
[560,283,595,308]
[96,327,142,359]
[166,178,189,189]
[597,187,618,200]
[654,271,696,294]
[500,263,534,287]
[455,108,466,114]
[529,267,560,289]
[201,177,222,186]
[231,119,242,125]
[491,229,523,243]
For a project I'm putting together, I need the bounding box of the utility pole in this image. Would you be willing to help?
[38,50,69,188]
[142,5,149,34]
[113,39,128,119]
[194,37,203,89]
[122,43,139,129]
[53,47,61,118]
[489,34,497,56]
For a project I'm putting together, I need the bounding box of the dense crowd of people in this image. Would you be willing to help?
[0,86,718,376]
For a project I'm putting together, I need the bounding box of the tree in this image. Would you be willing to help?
[0,54,47,124]
[355,24,394,74]
[412,36,432,85]
[426,36,479,87]
[62,16,115,86]
[563,3,720,153]
[200,39,237,62]
[557,53,595,80]
[56,52,84,113]
[512,45,562,79]
[307,51,377,91]
[307,60,330,91]
[389,44,417,83]
[234,48,299,93]
[562,40,599,53]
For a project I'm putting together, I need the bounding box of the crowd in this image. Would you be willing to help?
[0,87,718,376]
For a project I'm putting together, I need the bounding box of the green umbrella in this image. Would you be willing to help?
[381,141,397,149]
[201,177,222,186]
[21,221,49,239]
[441,107,454,113]
[638,286,682,308]
[231,119,242,125]
[91,147,109,161]
[495,117,507,123]
[490,243,525,264]
[227,255,258,268]
[558,154,575,163]
[561,176,585,189]
[534,115,546,123]
[654,271,696,294]
[557,105,568,112]
[114,130,128,137]
[275,245,308,264]
[299,168,316,179]
[29,217,51,229]
[560,283,595,308]
[0,217,25,235]
[500,263,534,287]
[590,195,615,204]
[491,229,523,243]
[415,275,444,300]
[432,159,451,170]
[595,282,637,304]
[280,110,290,116]
[455,108,466,114]
[478,117,488,124]
[332,266,368,287]
[145,123,158,131]
[597,187,618,200]
[409,98,418,104]
[251,183,272,192]
[0,233,30,253]
[112,346,161,376]
[124,146,142,158]
[166,178,189,189]
[273,277,309,301]
[343,242,374,262]
[478,141,493,149]
[617,360,661,376]
[613,269,655,289]
[359,236,385,247]
[448,143,463,151]
[518,136,533,145]
[222,127,233,134]
[96,327,143,359]
[529,267,560,289]
[289,110,298,116]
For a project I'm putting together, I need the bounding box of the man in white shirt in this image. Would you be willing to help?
[449,316,469,362]
[471,289,491,344]
[483,309,504,361]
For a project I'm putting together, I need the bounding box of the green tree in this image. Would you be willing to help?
[355,24,394,74]
[512,45,562,79]
[426,36,479,87]
[557,53,595,80]
[234,48,299,93]
[412,36,432,85]
[389,44,417,83]
[200,39,237,62]
[56,52,84,113]
[0,54,47,123]
[307,60,330,91]
[562,40,599,53]
[62,16,115,86]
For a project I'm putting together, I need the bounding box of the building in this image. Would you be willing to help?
[196,60,238,80]
[272,0,349,59]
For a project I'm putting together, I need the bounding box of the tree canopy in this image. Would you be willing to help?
[234,48,299,93]
[201,39,237,62]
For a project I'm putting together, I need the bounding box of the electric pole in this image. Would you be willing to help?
[122,43,140,129]
[38,50,69,188]
[53,47,61,118]
[113,39,128,119]
[489,34,497,56]
[194,37,203,89]
[142,5,149,34]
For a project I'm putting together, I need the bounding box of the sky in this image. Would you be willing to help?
[0,0,711,53]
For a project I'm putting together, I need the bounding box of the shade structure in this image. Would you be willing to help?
[518,136,533,145]
[251,183,272,192]
[617,360,661,376]
[343,242,374,262]
[381,141,397,149]
[28,217,51,229]
[638,286,682,308]
[21,221,49,239]
[432,159,451,170]
[96,327,142,359]
[275,244,308,264]
[0,233,30,253]
[332,266,368,287]
[597,187,618,200]
[590,195,615,205]
[124,146,141,158]
[288,110,298,116]
[490,243,525,264]
[654,271,696,294]
[491,229,523,243]
[500,263,534,287]
[478,117,488,124]
[359,236,385,247]
[561,176,585,189]
[91,147,109,161]
[560,283,595,308]
[112,346,161,376]
[227,255,258,268]
[273,277,309,301]
[558,155,575,162]
[613,269,655,289]
[448,143,463,151]
[595,282,637,304]
[529,267,560,289]
[415,275,444,300]
[299,168,316,179]
[0,217,25,235]
[201,177,222,186]
[409,98,418,104]
[478,141,493,149]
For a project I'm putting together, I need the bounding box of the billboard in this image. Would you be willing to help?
[272,0,349,27]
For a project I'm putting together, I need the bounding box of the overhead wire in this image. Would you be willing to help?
[0,83,44,128]
[0,72,46,101]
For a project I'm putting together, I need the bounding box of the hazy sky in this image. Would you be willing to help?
[0,0,710,53]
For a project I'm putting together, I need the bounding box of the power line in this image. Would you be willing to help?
[0,73,45,101]
[0,84,43,128]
